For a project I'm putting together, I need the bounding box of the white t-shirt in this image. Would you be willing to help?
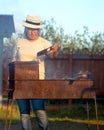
[12,36,51,79]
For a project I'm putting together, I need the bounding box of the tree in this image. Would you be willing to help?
[3,18,104,55]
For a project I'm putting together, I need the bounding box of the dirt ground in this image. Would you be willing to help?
[0,121,104,130]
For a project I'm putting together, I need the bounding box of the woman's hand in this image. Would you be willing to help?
[51,45,59,57]
[47,44,59,58]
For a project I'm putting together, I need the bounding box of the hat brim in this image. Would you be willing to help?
[22,22,42,29]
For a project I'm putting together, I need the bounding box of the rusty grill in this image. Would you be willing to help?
[8,61,96,100]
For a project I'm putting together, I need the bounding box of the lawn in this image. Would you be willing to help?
[0,99,104,130]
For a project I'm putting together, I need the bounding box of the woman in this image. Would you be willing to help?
[12,15,58,130]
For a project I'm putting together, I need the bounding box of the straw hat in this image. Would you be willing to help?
[22,15,42,29]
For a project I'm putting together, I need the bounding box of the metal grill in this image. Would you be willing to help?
[8,61,96,99]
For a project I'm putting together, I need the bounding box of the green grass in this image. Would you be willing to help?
[0,103,20,125]
[46,103,104,125]
[0,99,104,125]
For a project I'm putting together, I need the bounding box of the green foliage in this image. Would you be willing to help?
[41,18,65,44]
[4,18,104,55]
[40,18,104,54]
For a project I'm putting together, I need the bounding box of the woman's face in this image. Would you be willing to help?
[26,27,39,40]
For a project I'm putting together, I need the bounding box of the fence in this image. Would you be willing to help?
[45,53,104,97]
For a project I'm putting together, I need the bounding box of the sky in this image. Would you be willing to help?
[0,0,104,35]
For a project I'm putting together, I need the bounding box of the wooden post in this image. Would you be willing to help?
[68,53,73,104]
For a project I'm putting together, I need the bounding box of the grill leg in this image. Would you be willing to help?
[4,99,14,130]
[86,100,91,130]
[4,99,9,130]
[94,96,99,130]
